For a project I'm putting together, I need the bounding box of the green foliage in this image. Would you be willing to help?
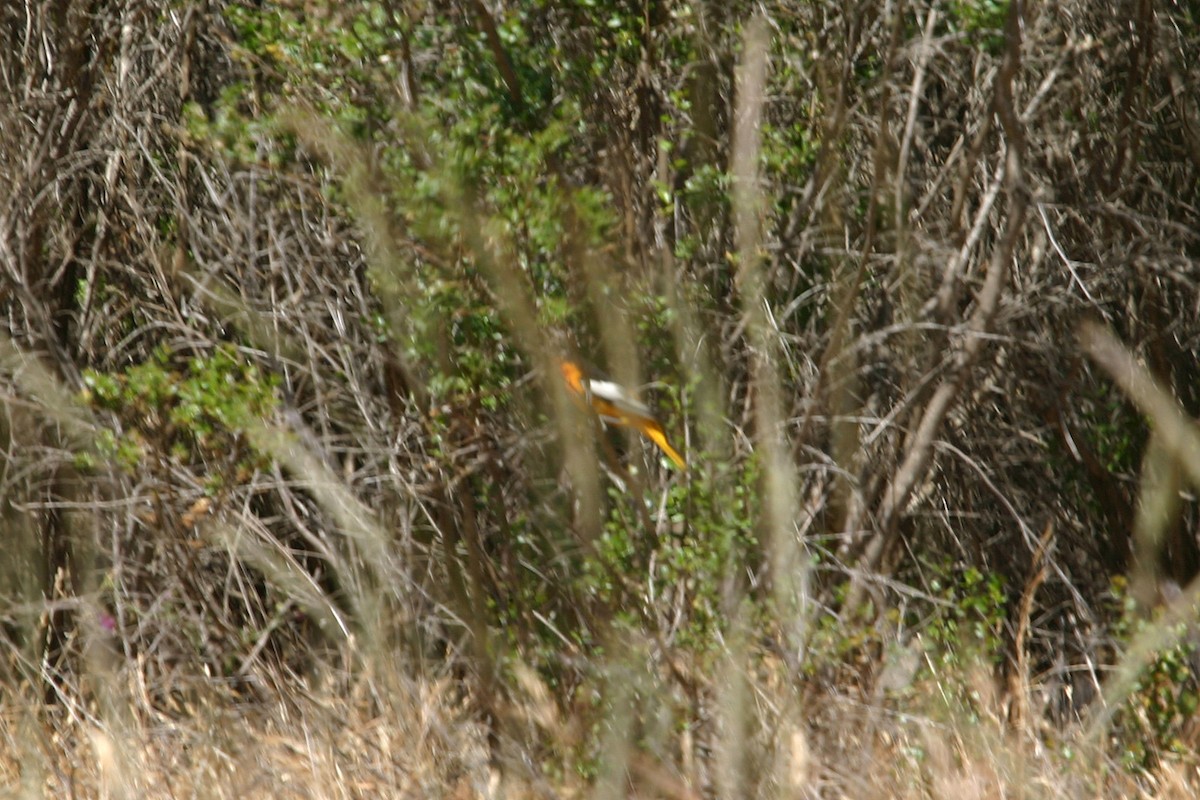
[1106,577,1200,771]
[182,90,273,165]
[948,0,1009,54]
[577,459,761,652]
[806,561,1008,713]
[212,1,704,420]
[921,564,1008,669]
[81,346,279,490]
[1080,382,1145,476]
[761,119,818,210]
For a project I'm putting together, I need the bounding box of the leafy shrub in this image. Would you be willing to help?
[1107,578,1200,770]
[81,345,278,491]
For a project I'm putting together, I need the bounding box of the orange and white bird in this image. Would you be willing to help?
[559,359,687,470]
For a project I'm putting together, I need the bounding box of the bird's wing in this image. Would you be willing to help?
[559,359,687,469]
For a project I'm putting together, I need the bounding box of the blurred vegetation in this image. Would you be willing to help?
[2,0,1200,795]
[81,345,278,483]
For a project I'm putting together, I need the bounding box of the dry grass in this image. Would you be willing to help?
[0,676,495,799]
[4,0,1200,797]
[4,640,1200,798]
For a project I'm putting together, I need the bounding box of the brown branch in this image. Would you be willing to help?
[851,0,1029,597]
[794,1,906,530]
[464,0,525,113]
[382,0,421,109]
[1009,521,1054,732]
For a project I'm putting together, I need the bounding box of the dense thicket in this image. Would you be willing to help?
[3,0,1200,793]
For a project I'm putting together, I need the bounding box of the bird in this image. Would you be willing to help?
[558,358,687,470]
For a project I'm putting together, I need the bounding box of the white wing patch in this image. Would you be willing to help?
[584,378,653,418]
